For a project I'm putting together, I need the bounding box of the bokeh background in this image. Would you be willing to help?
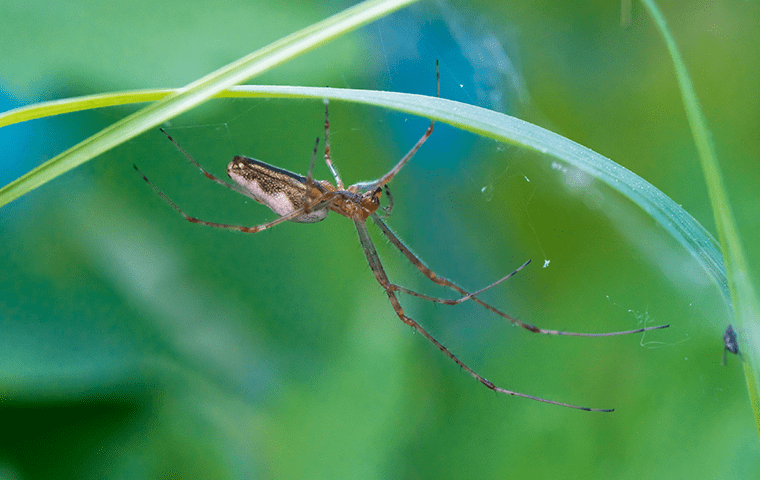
[1,0,759,478]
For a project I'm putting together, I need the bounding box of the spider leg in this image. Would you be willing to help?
[306,137,320,182]
[135,164,326,233]
[322,100,344,190]
[354,220,612,412]
[372,61,439,189]
[389,259,531,305]
[370,214,669,337]
[160,128,240,193]
[373,120,434,190]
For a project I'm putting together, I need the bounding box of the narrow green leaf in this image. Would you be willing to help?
[0,0,417,208]
[641,0,760,437]
[0,84,730,317]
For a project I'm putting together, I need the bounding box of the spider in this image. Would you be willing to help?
[722,324,741,365]
[135,62,668,411]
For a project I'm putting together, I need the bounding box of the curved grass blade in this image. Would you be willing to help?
[0,0,417,208]
[0,83,730,316]
[641,0,760,439]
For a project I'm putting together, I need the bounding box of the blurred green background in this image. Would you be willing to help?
[1,0,758,478]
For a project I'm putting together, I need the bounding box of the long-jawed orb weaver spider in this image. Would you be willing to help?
[135,62,668,411]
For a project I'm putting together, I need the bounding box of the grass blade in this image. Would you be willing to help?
[641,0,760,437]
[0,0,417,208]
[1,83,730,316]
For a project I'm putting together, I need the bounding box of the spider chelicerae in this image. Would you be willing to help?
[135,62,668,411]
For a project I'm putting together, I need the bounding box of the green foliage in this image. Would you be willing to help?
[1,0,757,478]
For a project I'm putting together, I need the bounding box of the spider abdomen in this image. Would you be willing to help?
[227,156,329,223]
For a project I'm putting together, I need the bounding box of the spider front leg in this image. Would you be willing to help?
[353,219,612,412]
[160,128,240,194]
[370,60,439,190]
